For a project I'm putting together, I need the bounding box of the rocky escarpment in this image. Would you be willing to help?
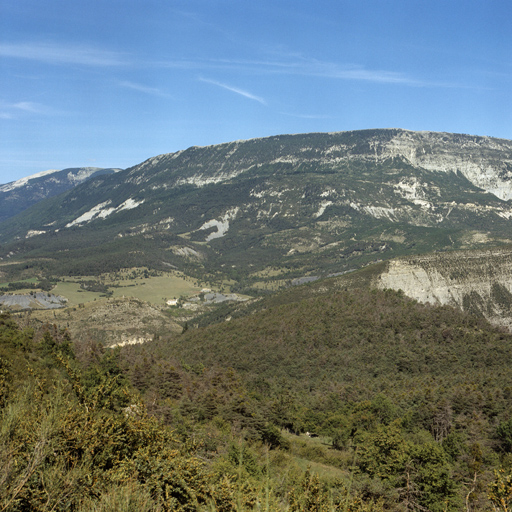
[381,131,512,201]
[376,247,512,329]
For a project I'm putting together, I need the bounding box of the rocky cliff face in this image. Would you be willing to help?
[377,131,512,200]
[376,247,512,329]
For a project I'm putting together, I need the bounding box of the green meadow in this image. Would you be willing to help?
[51,272,203,307]
[52,281,103,306]
[110,274,202,303]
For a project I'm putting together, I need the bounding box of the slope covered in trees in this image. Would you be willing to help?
[0,313,388,511]
[119,287,512,511]
[5,284,512,510]
[0,316,283,511]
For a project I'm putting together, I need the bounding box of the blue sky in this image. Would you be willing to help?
[1,0,511,183]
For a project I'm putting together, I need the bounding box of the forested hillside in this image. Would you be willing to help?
[118,287,512,511]
[4,285,512,510]
[5,285,512,511]
[0,314,295,511]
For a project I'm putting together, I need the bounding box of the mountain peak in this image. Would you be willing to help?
[0,169,61,192]
[0,166,122,223]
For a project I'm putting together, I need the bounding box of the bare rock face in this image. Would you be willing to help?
[380,131,512,201]
[376,247,512,329]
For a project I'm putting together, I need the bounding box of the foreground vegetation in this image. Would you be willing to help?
[1,315,282,511]
[5,285,512,510]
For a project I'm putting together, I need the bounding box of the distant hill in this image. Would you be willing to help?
[0,166,122,223]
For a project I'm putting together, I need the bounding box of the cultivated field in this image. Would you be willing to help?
[110,274,201,303]
[51,271,203,307]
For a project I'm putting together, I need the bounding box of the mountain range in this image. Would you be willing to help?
[2,128,512,325]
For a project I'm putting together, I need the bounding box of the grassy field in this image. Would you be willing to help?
[0,277,39,286]
[110,274,201,303]
[52,282,103,306]
[51,272,203,307]
[282,432,348,481]
[250,267,288,278]
[29,294,183,346]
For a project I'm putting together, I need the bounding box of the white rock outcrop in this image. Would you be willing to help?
[377,248,512,329]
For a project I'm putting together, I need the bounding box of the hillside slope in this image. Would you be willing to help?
[153,286,509,396]
[117,284,512,511]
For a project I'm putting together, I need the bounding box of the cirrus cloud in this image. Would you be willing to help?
[0,42,127,66]
[199,77,266,105]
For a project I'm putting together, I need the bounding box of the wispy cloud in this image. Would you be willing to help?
[0,100,54,118]
[199,78,267,105]
[0,42,127,66]
[217,57,426,86]
[12,101,45,113]
[309,62,422,85]
[160,55,455,88]
[119,81,170,97]
[248,48,426,85]
[0,40,455,88]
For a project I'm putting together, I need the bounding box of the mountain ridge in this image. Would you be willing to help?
[2,128,512,297]
[0,166,122,223]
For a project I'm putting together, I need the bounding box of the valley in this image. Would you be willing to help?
[2,267,250,346]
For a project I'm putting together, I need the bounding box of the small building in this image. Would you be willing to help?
[166,299,178,306]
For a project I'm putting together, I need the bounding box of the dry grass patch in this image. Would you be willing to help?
[110,274,201,303]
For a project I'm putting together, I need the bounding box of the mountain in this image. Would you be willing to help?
[2,129,512,290]
[0,166,122,223]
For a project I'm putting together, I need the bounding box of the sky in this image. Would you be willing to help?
[1,0,511,184]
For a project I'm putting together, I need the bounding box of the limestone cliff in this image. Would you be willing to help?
[376,247,512,329]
